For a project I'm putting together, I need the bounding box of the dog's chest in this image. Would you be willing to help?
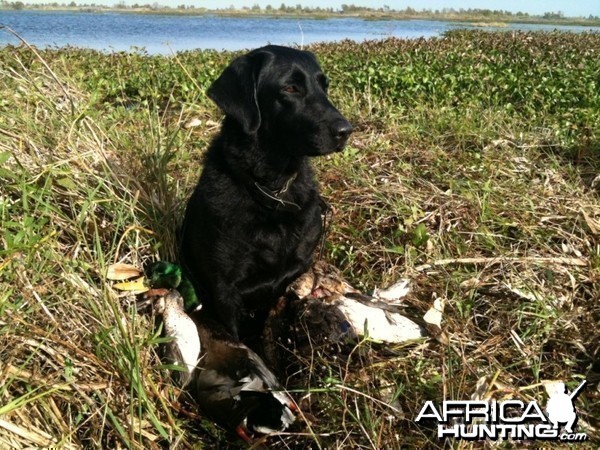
[254,207,321,266]
[233,204,322,301]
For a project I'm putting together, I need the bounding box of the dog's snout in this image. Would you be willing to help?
[330,119,353,147]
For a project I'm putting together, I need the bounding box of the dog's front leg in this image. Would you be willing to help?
[211,282,243,339]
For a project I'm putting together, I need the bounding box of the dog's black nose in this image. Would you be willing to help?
[331,119,353,146]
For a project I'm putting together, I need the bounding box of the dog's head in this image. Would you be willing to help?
[207,45,352,156]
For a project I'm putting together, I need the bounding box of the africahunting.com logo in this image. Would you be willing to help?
[415,380,588,442]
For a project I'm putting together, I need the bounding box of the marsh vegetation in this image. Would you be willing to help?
[0,30,599,448]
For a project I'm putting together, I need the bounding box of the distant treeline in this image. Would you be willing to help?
[1,1,598,21]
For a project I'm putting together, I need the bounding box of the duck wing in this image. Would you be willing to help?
[332,295,426,343]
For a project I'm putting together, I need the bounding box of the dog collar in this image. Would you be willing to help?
[252,173,301,213]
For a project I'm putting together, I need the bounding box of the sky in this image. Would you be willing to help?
[21,1,600,18]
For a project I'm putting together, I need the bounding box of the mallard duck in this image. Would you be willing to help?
[287,261,425,343]
[189,313,297,441]
[145,262,297,441]
[263,261,426,369]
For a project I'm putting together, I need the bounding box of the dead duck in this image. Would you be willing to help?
[145,262,297,442]
[189,313,297,442]
[263,261,426,368]
[287,260,424,343]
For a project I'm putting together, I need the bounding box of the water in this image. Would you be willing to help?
[1,10,599,54]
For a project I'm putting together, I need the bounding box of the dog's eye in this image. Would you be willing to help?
[282,85,299,94]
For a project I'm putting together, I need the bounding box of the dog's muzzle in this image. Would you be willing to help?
[330,118,353,151]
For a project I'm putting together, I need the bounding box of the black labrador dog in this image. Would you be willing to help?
[179,45,352,340]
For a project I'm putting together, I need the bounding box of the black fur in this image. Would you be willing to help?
[179,45,352,340]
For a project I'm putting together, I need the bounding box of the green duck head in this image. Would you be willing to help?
[145,261,201,312]
[146,261,182,289]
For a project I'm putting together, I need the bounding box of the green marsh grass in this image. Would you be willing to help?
[1,30,599,448]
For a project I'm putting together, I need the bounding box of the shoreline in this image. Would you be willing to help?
[2,6,600,27]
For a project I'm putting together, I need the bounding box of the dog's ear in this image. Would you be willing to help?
[207,51,269,135]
